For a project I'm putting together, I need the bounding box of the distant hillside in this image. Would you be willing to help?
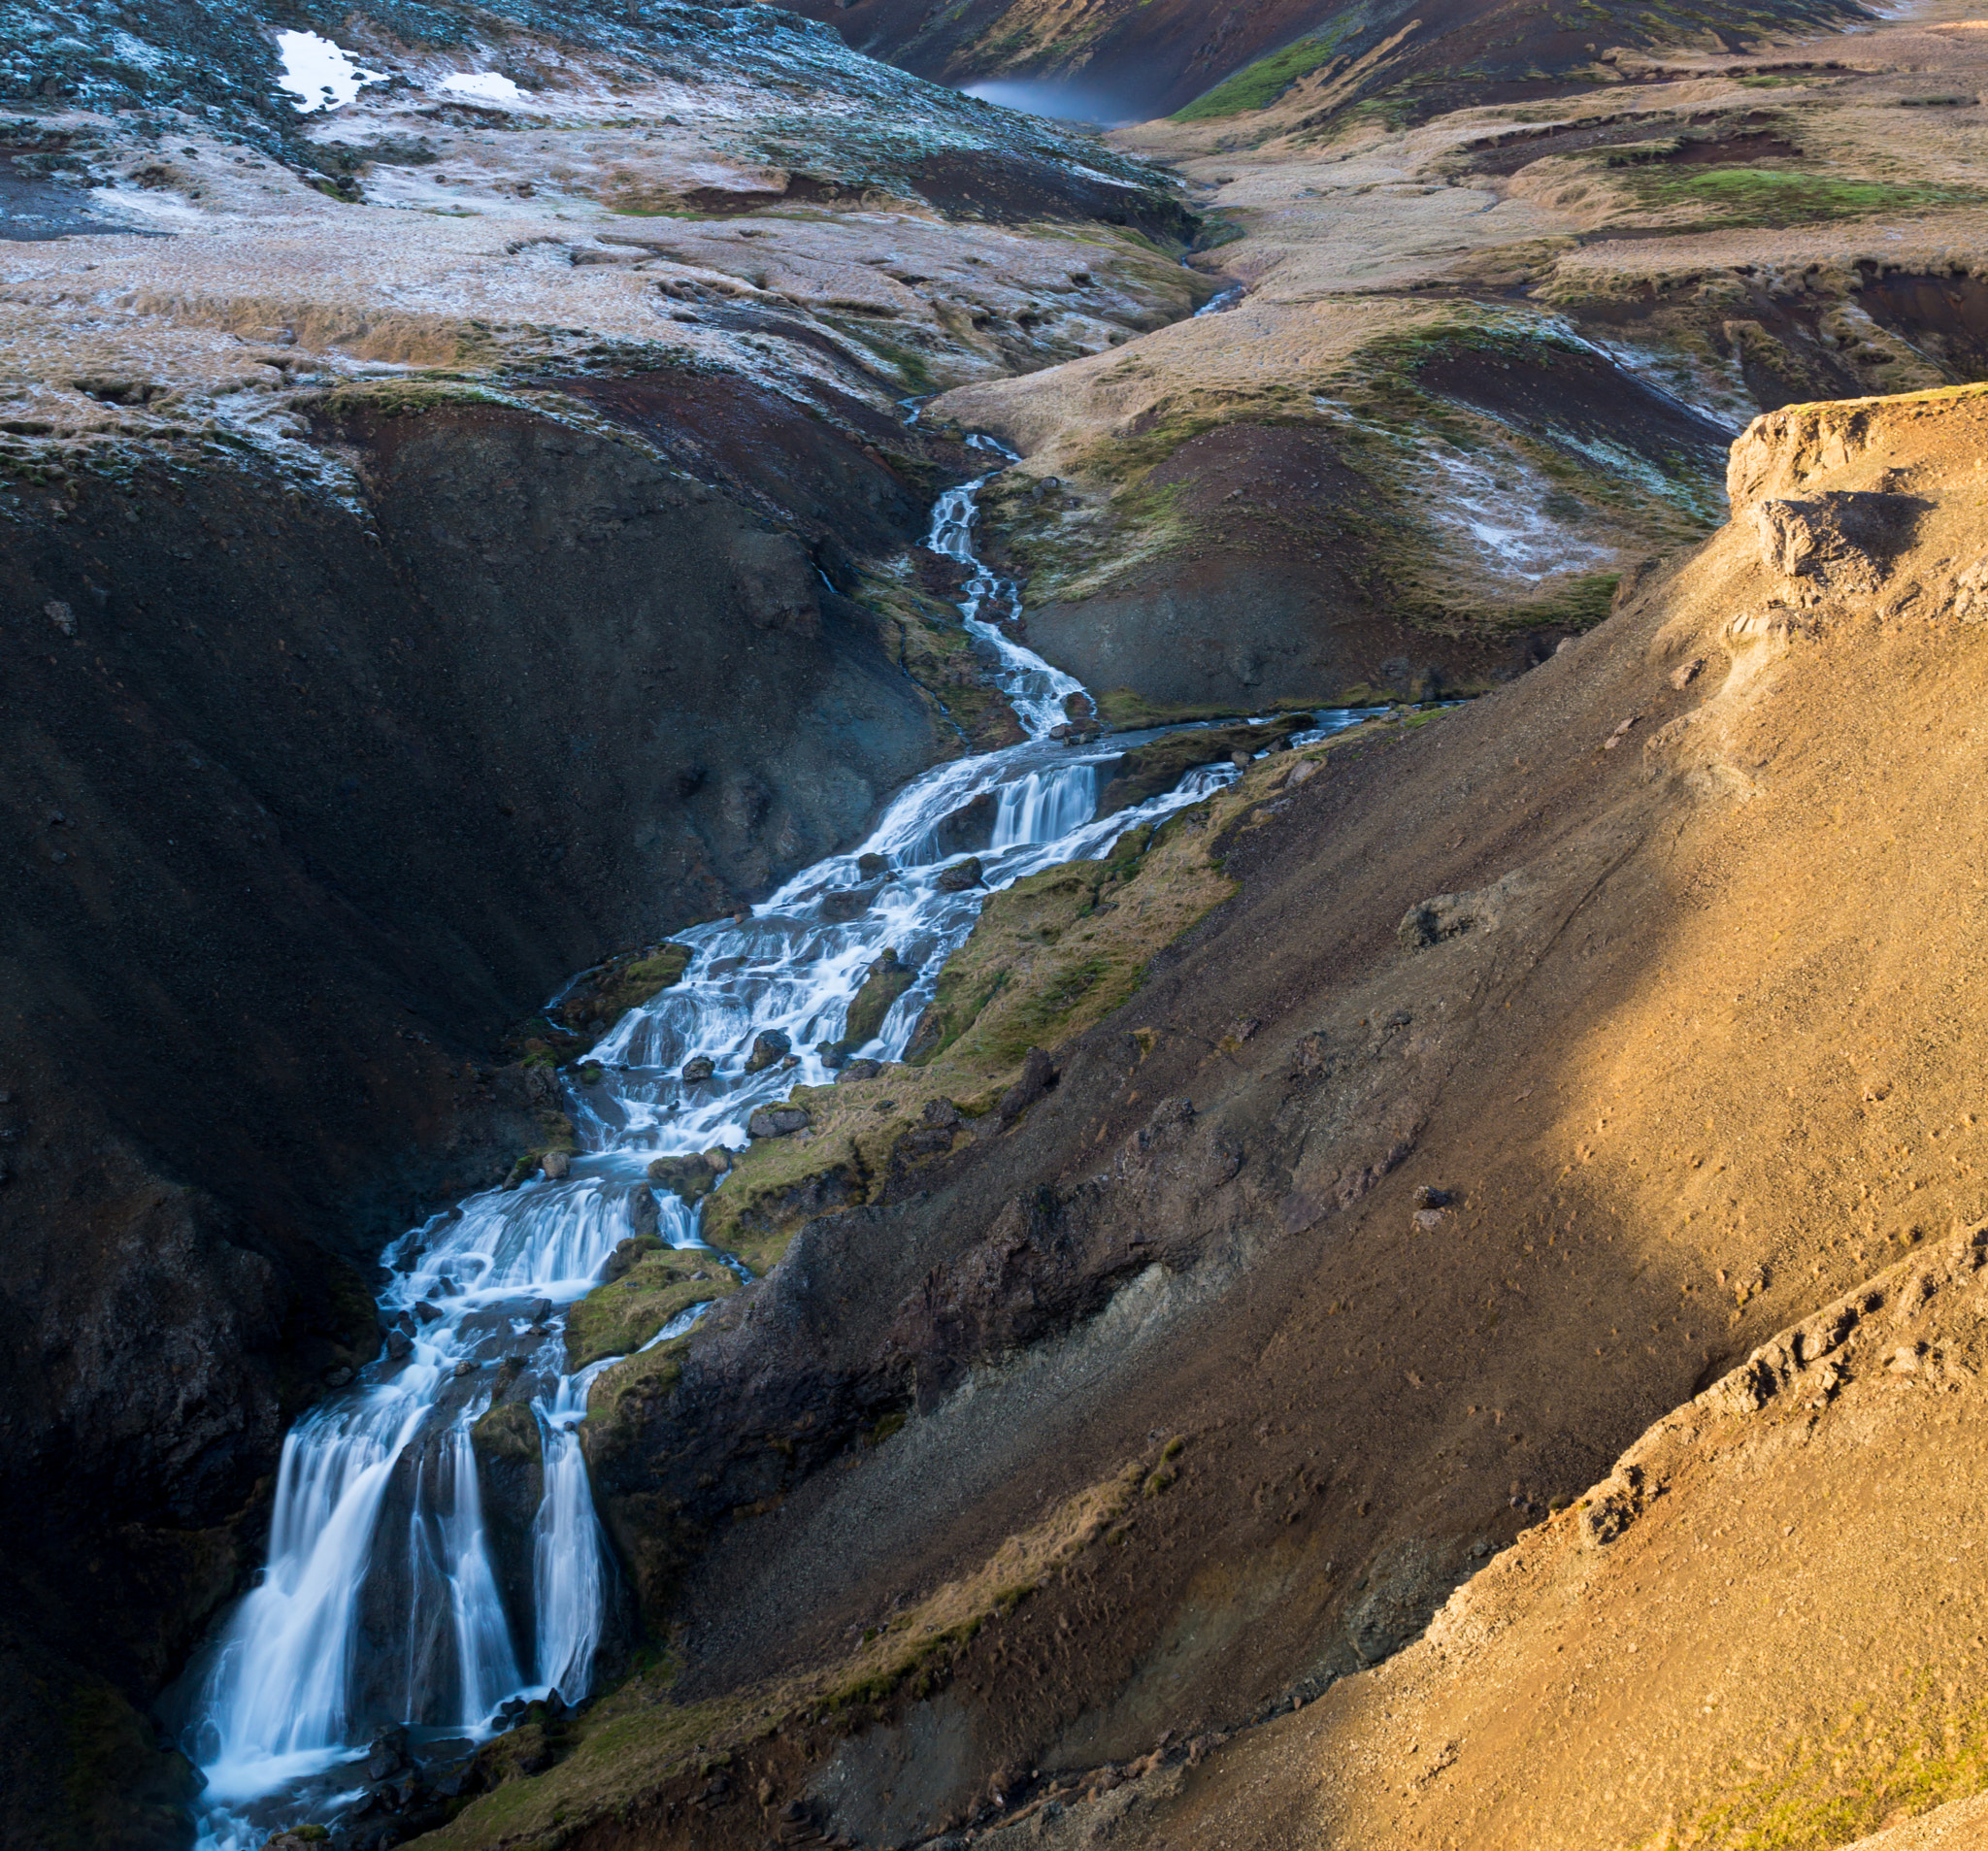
[782,0,1870,125]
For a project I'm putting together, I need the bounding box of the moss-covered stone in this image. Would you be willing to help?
[552,943,694,1044]
[646,1153,721,1205]
[699,1138,873,1277]
[1097,715,1308,814]
[564,1248,738,1371]
[839,947,917,1052]
[470,1399,542,1467]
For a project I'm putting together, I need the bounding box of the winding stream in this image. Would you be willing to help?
[175,440,1360,1848]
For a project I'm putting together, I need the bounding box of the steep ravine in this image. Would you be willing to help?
[0,377,975,1851]
[383,381,1988,1851]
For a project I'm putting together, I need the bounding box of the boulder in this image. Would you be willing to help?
[1751,490,1922,594]
[704,1147,732,1172]
[646,1153,719,1203]
[932,790,999,856]
[856,851,890,878]
[819,881,881,923]
[747,1105,812,1139]
[603,1234,663,1282]
[385,1329,413,1360]
[628,1183,660,1237]
[838,1058,884,1081]
[681,1054,715,1083]
[745,1029,792,1074]
[936,856,983,893]
[995,1046,1057,1125]
[841,947,917,1051]
[541,1149,571,1179]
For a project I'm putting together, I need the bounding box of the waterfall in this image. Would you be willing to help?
[175,436,1324,1849]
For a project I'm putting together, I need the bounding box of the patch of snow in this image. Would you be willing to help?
[1314,394,1616,585]
[441,72,527,106]
[276,31,386,114]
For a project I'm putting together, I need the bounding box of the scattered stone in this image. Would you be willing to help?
[1412,1207,1447,1233]
[819,881,880,923]
[364,1726,410,1782]
[922,1096,961,1128]
[856,851,889,878]
[936,855,983,892]
[542,1149,571,1179]
[1230,749,1251,770]
[703,1147,732,1172]
[1670,657,1704,689]
[839,1058,884,1081]
[1287,757,1322,787]
[1555,635,1575,654]
[747,1105,812,1138]
[385,1329,413,1360]
[1603,715,1640,749]
[1414,1185,1454,1208]
[681,1054,715,1083]
[1954,555,1988,621]
[745,1029,792,1073]
[414,1301,443,1324]
[1399,894,1481,948]
[453,1359,479,1377]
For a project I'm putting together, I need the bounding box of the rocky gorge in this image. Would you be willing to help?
[8,0,1988,1848]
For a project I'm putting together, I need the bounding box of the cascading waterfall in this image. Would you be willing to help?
[175,433,1349,1849]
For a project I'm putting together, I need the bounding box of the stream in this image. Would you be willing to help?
[173,439,1369,1848]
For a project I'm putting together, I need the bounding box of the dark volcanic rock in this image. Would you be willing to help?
[0,382,950,1840]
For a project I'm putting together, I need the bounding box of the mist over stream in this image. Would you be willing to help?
[168,440,1365,1848]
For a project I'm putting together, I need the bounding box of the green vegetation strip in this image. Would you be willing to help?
[1173,19,1353,120]
[1625,166,1988,226]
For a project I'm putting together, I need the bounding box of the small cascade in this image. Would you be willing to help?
[177,437,1339,1849]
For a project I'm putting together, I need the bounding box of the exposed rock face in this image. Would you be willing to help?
[1750,489,1922,592]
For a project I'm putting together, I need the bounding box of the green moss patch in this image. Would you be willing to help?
[1174,19,1355,120]
[552,943,693,1044]
[565,1246,737,1370]
[469,1399,541,1466]
[1621,165,1988,227]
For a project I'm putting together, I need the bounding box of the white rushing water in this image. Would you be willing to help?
[173,440,1314,1848]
